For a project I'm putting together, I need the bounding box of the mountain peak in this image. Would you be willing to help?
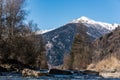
[71,16,95,23]
[79,16,90,21]
[71,16,119,31]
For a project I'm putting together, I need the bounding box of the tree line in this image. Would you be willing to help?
[0,0,47,69]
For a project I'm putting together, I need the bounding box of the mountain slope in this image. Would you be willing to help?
[87,26,120,71]
[43,23,77,66]
[42,16,119,66]
[62,25,93,70]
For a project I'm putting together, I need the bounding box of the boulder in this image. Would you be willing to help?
[0,66,8,72]
[82,70,99,76]
[100,72,120,78]
[49,69,72,75]
[22,68,47,77]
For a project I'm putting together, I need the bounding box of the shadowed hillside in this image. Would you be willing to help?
[88,26,120,71]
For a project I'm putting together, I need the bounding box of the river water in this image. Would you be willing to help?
[0,75,119,80]
[0,71,120,80]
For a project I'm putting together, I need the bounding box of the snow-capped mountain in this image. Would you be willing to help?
[42,16,119,66]
[71,16,118,31]
[71,16,119,38]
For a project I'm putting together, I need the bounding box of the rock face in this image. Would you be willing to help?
[42,16,118,67]
[87,27,120,74]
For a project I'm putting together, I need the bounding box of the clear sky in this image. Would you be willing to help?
[26,0,120,30]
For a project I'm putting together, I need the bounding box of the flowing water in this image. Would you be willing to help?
[0,71,120,80]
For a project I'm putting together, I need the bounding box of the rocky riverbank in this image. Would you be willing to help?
[0,61,101,78]
[0,59,117,78]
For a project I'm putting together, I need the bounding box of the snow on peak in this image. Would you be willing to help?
[78,16,90,21]
[71,16,119,31]
[72,16,95,23]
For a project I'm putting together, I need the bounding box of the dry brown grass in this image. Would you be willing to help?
[87,56,120,72]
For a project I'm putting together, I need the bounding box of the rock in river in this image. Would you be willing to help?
[49,69,72,75]
[22,68,47,77]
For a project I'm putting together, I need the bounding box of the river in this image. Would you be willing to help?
[0,72,120,80]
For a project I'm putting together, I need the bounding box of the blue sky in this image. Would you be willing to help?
[26,0,120,30]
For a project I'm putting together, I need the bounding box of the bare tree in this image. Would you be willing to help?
[0,0,48,69]
[62,53,73,70]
